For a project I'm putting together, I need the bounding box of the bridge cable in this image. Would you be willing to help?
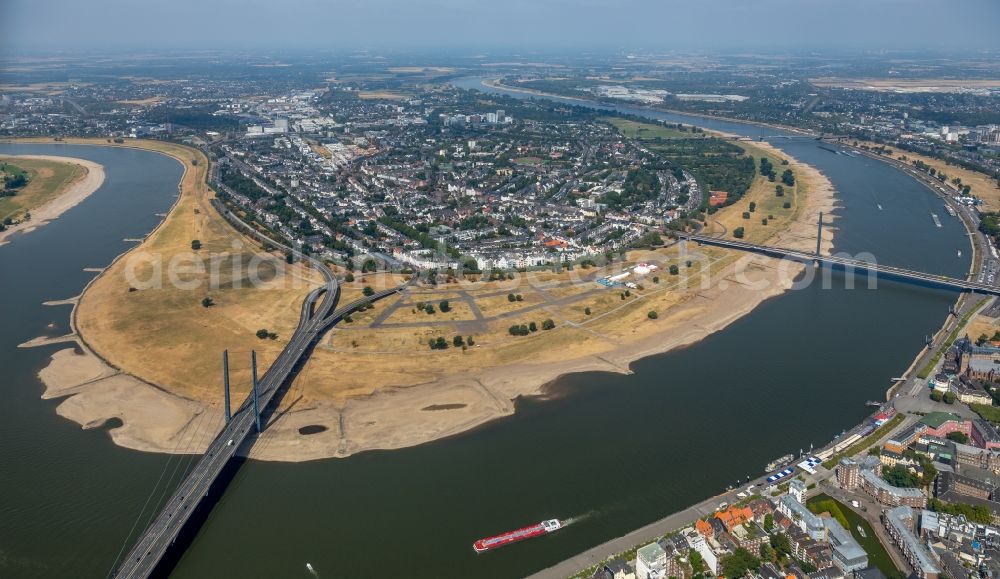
[175,406,227,494]
[149,405,222,524]
[104,406,217,577]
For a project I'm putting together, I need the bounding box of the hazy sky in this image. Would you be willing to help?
[3,0,999,54]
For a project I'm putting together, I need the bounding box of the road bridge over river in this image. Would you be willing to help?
[110,199,412,579]
[684,233,1000,296]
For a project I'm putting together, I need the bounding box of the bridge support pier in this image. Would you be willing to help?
[223,350,231,423]
[251,350,262,433]
[816,211,823,257]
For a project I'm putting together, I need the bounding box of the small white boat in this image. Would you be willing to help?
[958,250,962,257]
[306,563,315,573]
[877,204,882,211]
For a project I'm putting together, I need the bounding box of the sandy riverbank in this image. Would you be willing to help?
[23,136,836,462]
[0,155,105,246]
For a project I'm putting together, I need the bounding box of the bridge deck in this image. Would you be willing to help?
[686,234,1000,296]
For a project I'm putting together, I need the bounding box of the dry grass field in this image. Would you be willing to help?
[64,138,323,403]
[0,156,86,221]
[967,314,1000,345]
[357,91,409,100]
[290,242,743,402]
[702,140,807,245]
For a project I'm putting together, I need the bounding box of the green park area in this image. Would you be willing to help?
[807,494,900,577]
[605,117,696,139]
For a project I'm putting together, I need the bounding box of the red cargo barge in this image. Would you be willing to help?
[473,519,563,553]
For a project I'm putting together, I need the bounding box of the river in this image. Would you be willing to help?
[0,80,970,579]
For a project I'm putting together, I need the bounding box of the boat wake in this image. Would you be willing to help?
[561,510,599,527]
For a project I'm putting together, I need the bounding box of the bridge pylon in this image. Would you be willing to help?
[251,350,262,433]
[816,211,823,258]
[223,349,231,423]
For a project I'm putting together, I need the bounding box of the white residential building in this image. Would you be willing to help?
[635,542,666,579]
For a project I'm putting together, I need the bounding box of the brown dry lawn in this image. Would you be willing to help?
[292,243,739,403]
[358,91,409,100]
[702,140,806,244]
[967,315,1000,345]
[58,138,323,403]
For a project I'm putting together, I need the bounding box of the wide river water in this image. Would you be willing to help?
[0,80,972,579]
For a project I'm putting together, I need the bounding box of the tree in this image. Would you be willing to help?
[362,258,377,273]
[648,310,658,319]
[748,201,757,212]
[440,300,451,313]
[363,286,374,296]
[721,548,760,579]
[201,296,214,308]
[883,465,921,488]
[466,336,475,346]
[509,325,529,336]
[669,265,679,275]
[770,533,791,557]
[6,173,28,189]
[285,252,294,264]
[425,303,435,314]
[529,321,538,332]
[507,293,516,302]
[775,185,784,197]
[742,212,751,220]
[542,319,556,330]
[345,272,355,282]
[759,542,775,563]
[435,337,448,350]
[943,391,957,404]
[928,497,994,524]
[689,549,705,574]
[191,239,202,250]
[763,513,774,532]
[781,169,795,186]
[931,390,943,402]
[947,431,969,444]
[733,227,745,239]
[585,307,592,315]
[256,329,270,339]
